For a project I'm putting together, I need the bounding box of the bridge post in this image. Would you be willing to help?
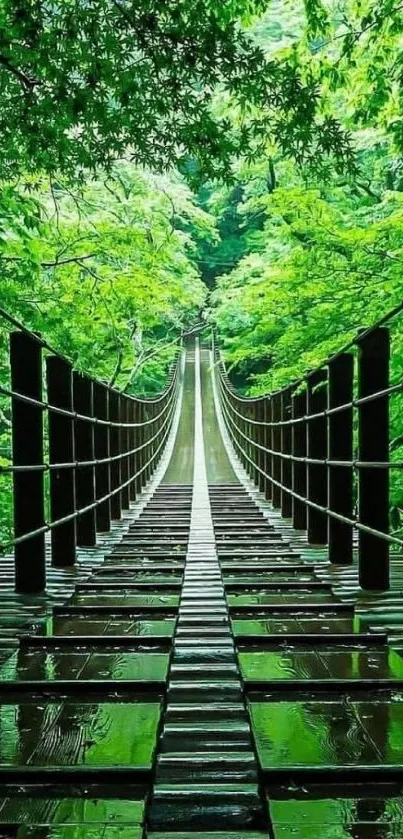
[135,401,143,494]
[121,395,130,510]
[244,404,252,478]
[46,355,76,567]
[129,398,137,502]
[263,397,272,501]
[145,404,153,482]
[235,393,241,463]
[11,331,46,593]
[109,389,122,520]
[328,353,354,565]
[93,382,111,532]
[242,403,249,474]
[307,369,328,545]
[358,327,390,590]
[272,392,282,508]
[73,372,96,547]
[255,400,265,491]
[292,389,307,530]
[140,403,147,489]
[281,387,292,518]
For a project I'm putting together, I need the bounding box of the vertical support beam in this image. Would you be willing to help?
[292,389,307,530]
[244,404,251,477]
[358,328,390,590]
[307,369,328,545]
[121,395,130,510]
[235,396,241,463]
[256,400,265,491]
[11,331,46,593]
[263,397,272,501]
[272,392,282,508]
[252,403,259,484]
[73,373,96,547]
[135,401,143,495]
[129,398,137,502]
[228,391,237,460]
[145,403,152,482]
[47,356,76,567]
[93,382,111,532]
[239,401,246,471]
[140,403,148,488]
[281,387,292,518]
[109,390,122,520]
[328,353,354,565]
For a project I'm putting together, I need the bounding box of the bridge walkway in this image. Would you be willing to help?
[0,344,402,837]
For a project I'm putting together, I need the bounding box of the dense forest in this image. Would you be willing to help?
[1,0,403,537]
[0,0,402,391]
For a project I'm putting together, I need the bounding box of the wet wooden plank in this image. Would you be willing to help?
[268,784,403,837]
[249,695,403,770]
[0,650,170,682]
[50,617,176,637]
[0,700,162,768]
[0,795,144,825]
[239,648,403,683]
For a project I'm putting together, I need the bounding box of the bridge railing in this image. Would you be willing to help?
[0,308,181,593]
[215,307,403,592]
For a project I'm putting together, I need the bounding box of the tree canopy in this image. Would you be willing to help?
[0,0,352,181]
[1,0,403,533]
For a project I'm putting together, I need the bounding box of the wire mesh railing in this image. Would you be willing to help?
[0,312,181,593]
[214,315,403,592]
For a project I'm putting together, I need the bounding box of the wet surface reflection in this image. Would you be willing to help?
[49,617,176,637]
[240,647,403,682]
[249,694,403,768]
[0,699,162,767]
[228,591,336,606]
[0,649,170,682]
[232,617,359,635]
[70,594,180,607]
[269,784,403,838]
[0,795,144,827]
[224,573,318,585]
[0,827,143,837]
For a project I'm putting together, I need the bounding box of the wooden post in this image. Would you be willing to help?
[281,387,292,518]
[93,382,111,532]
[121,395,130,510]
[358,328,390,590]
[129,398,137,502]
[47,356,76,567]
[307,369,328,545]
[73,372,96,547]
[11,331,46,593]
[263,397,272,501]
[292,389,307,530]
[272,392,282,508]
[328,354,354,565]
[109,389,122,520]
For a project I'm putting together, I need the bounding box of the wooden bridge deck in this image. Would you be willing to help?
[0,343,402,837]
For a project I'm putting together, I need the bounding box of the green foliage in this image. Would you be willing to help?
[0,0,352,182]
[0,165,209,391]
[0,162,212,542]
[207,0,403,527]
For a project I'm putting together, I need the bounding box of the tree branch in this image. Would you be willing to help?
[42,254,96,268]
[109,348,124,388]
[0,54,40,89]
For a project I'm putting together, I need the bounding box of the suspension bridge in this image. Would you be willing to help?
[0,312,402,838]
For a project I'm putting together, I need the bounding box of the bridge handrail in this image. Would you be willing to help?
[0,306,183,592]
[213,303,403,592]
